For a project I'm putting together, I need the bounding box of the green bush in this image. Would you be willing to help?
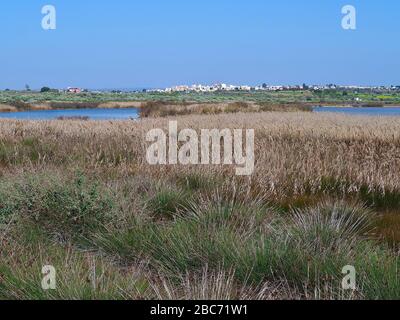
[0,174,115,240]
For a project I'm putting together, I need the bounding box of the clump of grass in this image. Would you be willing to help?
[93,197,269,276]
[176,172,219,192]
[273,203,399,299]
[0,242,150,300]
[354,244,400,300]
[287,202,373,255]
[151,266,292,300]
[147,188,192,219]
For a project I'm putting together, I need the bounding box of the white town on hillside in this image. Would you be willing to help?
[25,84,400,94]
[146,83,400,93]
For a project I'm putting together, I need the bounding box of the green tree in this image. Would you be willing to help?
[40,87,51,93]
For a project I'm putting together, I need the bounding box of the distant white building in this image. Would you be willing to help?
[67,87,82,93]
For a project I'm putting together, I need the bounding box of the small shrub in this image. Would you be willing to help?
[1,174,115,241]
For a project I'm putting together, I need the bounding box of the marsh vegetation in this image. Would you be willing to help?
[0,112,399,300]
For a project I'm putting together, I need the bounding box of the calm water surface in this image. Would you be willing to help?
[314,106,400,116]
[1,106,400,120]
[0,108,140,120]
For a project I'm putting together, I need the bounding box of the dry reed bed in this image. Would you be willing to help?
[139,101,313,117]
[1,112,400,195]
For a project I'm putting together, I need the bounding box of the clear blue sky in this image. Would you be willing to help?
[1,0,399,89]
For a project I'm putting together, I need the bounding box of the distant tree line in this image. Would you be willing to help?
[40,86,59,93]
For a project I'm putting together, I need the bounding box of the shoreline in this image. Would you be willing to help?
[0,101,145,113]
[1,101,400,114]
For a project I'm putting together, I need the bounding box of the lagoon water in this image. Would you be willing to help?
[0,108,140,120]
[1,106,400,120]
[314,106,400,116]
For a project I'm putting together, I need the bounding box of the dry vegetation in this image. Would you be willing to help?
[0,112,399,300]
[139,101,313,117]
[0,98,312,117]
